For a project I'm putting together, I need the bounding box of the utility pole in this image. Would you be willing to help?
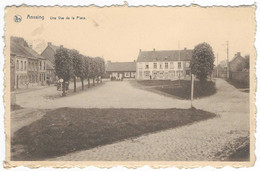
[216,53,219,78]
[226,41,230,79]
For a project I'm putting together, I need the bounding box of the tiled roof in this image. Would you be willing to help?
[137,49,193,62]
[106,62,136,72]
[11,37,43,59]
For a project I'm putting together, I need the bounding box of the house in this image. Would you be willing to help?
[229,52,247,72]
[106,61,136,79]
[41,42,61,83]
[136,48,192,80]
[10,36,47,89]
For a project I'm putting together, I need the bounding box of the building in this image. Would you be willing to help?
[229,52,247,72]
[10,36,47,89]
[106,61,136,79]
[136,48,192,80]
[41,42,61,83]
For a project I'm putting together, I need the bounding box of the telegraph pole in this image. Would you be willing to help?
[216,53,219,78]
[226,41,230,79]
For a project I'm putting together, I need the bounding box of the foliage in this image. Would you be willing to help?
[191,42,215,82]
[54,46,106,89]
[54,48,74,82]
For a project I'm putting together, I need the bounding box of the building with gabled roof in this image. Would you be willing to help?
[41,42,62,83]
[10,36,47,90]
[106,61,136,79]
[136,48,192,80]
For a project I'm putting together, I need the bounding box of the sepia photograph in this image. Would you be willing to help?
[3,5,256,168]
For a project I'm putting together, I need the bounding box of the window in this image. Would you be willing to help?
[17,60,19,70]
[145,63,149,69]
[29,62,31,70]
[40,61,42,70]
[21,61,23,71]
[159,63,163,69]
[24,61,27,70]
[43,62,46,70]
[125,72,130,77]
[165,62,168,69]
[178,62,181,69]
[144,71,150,77]
[153,63,157,69]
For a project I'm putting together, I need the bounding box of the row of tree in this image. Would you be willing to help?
[54,47,105,96]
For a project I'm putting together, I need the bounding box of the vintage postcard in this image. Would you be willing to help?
[4,5,256,168]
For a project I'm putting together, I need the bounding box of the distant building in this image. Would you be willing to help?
[10,36,47,89]
[106,61,136,79]
[136,48,192,80]
[229,52,247,72]
[41,42,61,83]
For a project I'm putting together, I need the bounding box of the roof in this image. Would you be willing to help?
[137,49,193,62]
[49,44,60,52]
[11,37,44,60]
[106,62,136,72]
[46,60,54,70]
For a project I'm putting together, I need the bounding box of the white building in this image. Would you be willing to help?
[136,48,192,80]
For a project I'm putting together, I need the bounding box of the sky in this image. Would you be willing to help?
[6,6,256,64]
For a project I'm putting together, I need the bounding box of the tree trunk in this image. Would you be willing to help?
[74,76,76,92]
[88,78,90,88]
[81,78,84,90]
[93,77,95,86]
[62,82,66,96]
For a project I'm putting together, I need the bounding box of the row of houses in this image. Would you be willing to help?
[10,37,47,90]
[10,37,62,90]
[106,48,192,80]
[106,49,250,81]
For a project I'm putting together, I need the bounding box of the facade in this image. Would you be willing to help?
[10,36,47,89]
[41,42,61,83]
[229,52,247,72]
[136,48,192,80]
[106,61,136,79]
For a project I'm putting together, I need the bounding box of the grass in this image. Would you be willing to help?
[11,104,23,111]
[12,107,216,161]
[136,80,216,99]
[227,143,250,161]
[226,79,249,89]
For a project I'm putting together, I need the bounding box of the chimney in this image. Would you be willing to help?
[107,60,111,63]
[48,42,52,46]
[153,48,155,51]
[184,47,187,50]
[139,49,142,52]
[29,44,33,49]
[60,45,63,49]
[236,52,241,57]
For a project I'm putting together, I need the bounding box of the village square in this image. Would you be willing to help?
[10,36,250,161]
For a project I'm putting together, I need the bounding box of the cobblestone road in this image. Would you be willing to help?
[48,79,249,161]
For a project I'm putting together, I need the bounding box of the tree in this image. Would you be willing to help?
[95,57,106,83]
[83,56,91,88]
[55,48,74,96]
[70,50,84,91]
[190,42,215,83]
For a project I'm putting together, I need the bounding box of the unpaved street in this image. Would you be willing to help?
[16,80,190,109]
[45,79,249,161]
